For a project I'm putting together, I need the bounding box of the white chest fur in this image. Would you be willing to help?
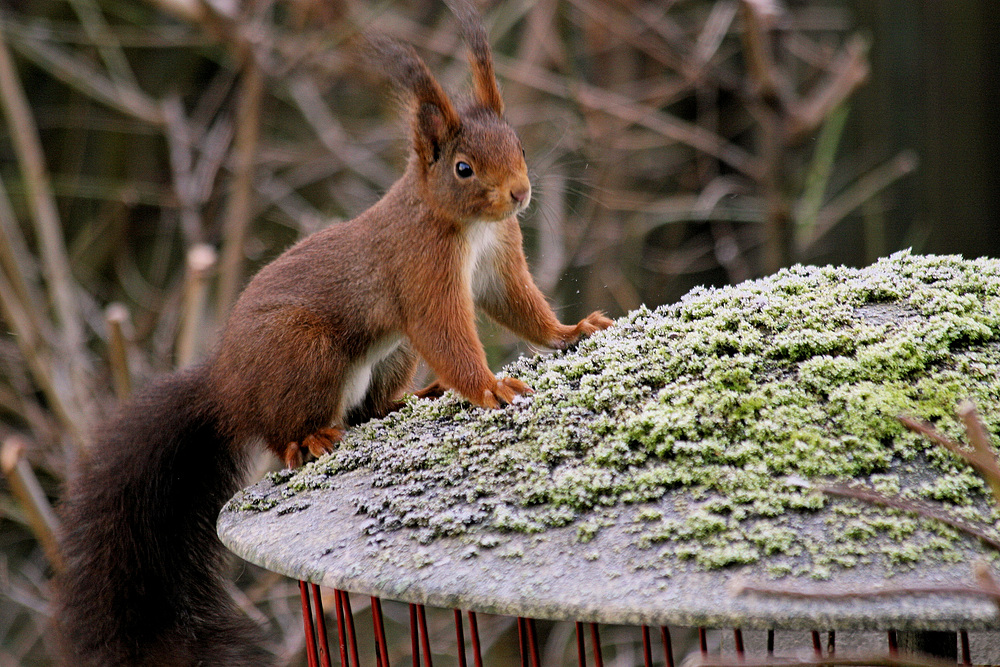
[341,333,403,411]
[464,220,502,299]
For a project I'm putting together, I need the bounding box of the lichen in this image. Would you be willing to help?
[256,251,1000,575]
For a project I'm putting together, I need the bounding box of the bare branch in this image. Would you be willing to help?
[901,406,1000,506]
[0,267,83,445]
[162,96,205,245]
[3,20,164,126]
[286,76,396,190]
[738,0,789,104]
[788,35,870,143]
[65,0,138,87]
[0,26,91,442]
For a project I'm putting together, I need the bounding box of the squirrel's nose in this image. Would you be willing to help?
[511,185,531,204]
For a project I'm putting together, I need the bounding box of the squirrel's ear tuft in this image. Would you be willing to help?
[414,102,455,165]
[449,0,504,115]
[356,30,461,143]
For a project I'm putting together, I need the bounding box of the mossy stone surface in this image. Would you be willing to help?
[219,251,1000,629]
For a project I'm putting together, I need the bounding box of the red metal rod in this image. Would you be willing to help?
[811,630,822,657]
[410,604,421,667]
[311,584,332,667]
[887,630,898,655]
[590,623,604,667]
[372,597,390,667]
[369,597,382,667]
[699,627,708,654]
[417,603,434,667]
[576,622,587,667]
[641,626,652,667]
[299,581,319,667]
[961,629,971,665]
[468,611,483,667]
[734,629,745,659]
[454,609,468,667]
[334,590,349,667]
[342,591,360,667]
[660,626,675,667]
[526,618,540,667]
[517,617,528,667]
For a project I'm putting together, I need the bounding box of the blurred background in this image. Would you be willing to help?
[0,0,997,663]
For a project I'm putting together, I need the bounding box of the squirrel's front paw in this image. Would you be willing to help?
[554,311,614,349]
[480,376,532,409]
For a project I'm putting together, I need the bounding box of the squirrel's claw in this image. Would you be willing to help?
[303,427,344,458]
[283,443,304,469]
[484,376,532,408]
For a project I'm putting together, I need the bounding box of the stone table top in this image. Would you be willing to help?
[218,252,1000,631]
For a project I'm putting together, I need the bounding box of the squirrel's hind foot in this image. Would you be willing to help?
[413,380,448,399]
[282,426,345,468]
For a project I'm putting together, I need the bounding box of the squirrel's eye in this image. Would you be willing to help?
[455,161,474,179]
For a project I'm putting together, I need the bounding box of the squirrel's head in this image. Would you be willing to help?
[363,3,531,223]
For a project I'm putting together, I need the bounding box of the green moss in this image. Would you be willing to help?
[262,252,1000,575]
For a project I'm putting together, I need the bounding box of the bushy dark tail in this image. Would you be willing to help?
[57,367,271,666]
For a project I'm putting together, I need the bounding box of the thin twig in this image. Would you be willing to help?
[899,415,1000,482]
[0,273,78,441]
[286,76,396,190]
[192,114,235,204]
[957,401,1000,503]
[162,95,210,245]
[736,579,999,604]
[803,150,918,250]
[901,407,1000,506]
[0,176,50,343]
[693,1,739,67]
[104,304,132,400]
[787,35,870,143]
[176,244,217,368]
[216,56,264,318]
[1,436,63,572]
[65,0,139,87]
[821,483,1000,553]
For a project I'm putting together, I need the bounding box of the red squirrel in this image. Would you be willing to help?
[56,5,612,665]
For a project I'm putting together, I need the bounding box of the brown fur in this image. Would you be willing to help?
[57,4,611,665]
